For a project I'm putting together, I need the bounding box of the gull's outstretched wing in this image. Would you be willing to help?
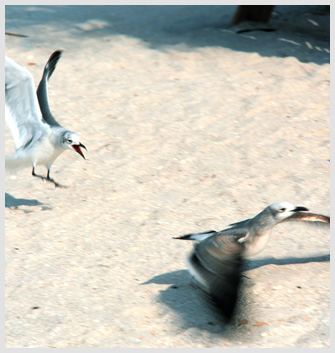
[280,211,330,227]
[175,219,251,242]
[188,231,247,321]
[36,50,63,126]
[5,56,47,152]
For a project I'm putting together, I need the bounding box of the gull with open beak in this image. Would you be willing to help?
[5,50,86,187]
[175,201,330,321]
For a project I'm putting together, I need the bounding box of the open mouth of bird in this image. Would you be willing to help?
[72,143,86,159]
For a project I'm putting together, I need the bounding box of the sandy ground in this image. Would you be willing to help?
[5,5,330,348]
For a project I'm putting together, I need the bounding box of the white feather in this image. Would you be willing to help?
[5,57,46,152]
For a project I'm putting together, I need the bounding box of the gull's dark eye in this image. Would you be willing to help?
[278,208,286,213]
[67,139,72,144]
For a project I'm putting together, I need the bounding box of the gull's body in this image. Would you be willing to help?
[175,202,330,321]
[5,50,86,187]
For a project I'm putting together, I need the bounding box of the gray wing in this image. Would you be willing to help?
[228,218,251,228]
[5,56,47,151]
[36,50,63,126]
[280,212,330,227]
[175,218,251,241]
[188,230,247,321]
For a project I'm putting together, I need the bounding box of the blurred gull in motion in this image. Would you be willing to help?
[175,201,330,321]
[5,50,86,187]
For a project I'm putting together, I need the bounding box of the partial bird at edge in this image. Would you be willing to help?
[5,50,86,188]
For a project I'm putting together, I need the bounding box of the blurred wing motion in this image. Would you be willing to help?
[185,231,246,321]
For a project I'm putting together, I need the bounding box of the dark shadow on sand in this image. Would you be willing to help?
[5,192,50,211]
[244,253,330,271]
[142,269,235,335]
[142,253,329,334]
[5,5,330,64]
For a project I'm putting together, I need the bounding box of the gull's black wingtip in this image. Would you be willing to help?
[45,50,64,80]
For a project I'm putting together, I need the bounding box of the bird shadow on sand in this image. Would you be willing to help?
[141,270,247,338]
[142,254,329,335]
[243,254,330,271]
[5,192,51,212]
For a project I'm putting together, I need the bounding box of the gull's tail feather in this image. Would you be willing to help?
[174,230,217,241]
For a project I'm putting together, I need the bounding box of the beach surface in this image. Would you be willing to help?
[5,5,330,348]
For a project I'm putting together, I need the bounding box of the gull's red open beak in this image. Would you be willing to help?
[72,143,86,159]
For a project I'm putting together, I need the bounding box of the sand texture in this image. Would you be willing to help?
[5,5,330,348]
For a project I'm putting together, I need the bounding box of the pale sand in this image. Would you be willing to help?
[5,5,330,348]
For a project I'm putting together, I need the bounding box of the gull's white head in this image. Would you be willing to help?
[62,131,86,159]
[267,201,308,223]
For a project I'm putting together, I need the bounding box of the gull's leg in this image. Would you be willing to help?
[46,167,68,188]
[32,166,37,177]
[32,166,67,188]
[32,166,46,180]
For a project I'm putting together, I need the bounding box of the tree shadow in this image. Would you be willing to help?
[5,5,330,64]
